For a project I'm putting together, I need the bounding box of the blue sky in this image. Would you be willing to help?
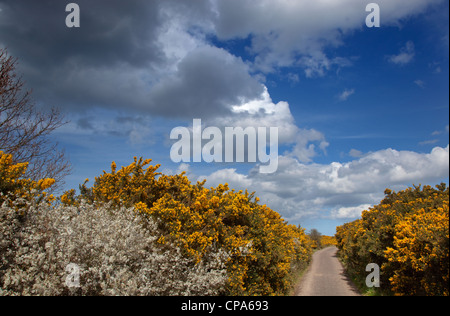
[1,0,448,235]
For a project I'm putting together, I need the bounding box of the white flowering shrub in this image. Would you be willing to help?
[0,199,228,296]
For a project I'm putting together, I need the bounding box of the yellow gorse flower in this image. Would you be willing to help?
[336,184,449,296]
[0,151,56,208]
[72,156,313,296]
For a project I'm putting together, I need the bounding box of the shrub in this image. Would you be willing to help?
[0,200,227,296]
[336,184,449,296]
[384,203,449,295]
[321,235,337,248]
[73,157,312,295]
[3,153,311,296]
[0,151,55,208]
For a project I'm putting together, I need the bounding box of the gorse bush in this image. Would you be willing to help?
[2,153,312,296]
[0,151,55,208]
[320,235,337,248]
[71,157,312,295]
[336,184,449,296]
[1,152,227,296]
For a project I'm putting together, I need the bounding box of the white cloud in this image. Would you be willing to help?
[338,89,355,101]
[419,139,439,146]
[432,125,450,136]
[388,41,416,65]
[199,145,450,223]
[349,149,364,158]
[3,0,445,118]
[331,204,372,219]
[414,80,426,88]
[225,87,301,142]
[200,168,253,190]
[214,0,443,73]
[211,86,329,163]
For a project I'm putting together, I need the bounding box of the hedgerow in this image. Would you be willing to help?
[336,184,449,296]
[0,200,228,296]
[1,152,312,296]
[73,157,312,295]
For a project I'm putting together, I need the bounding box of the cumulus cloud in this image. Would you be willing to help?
[218,87,298,141]
[214,0,443,73]
[2,0,448,226]
[1,0,444,118]
[148,46,264,118]
[331,204,373,219]
[210,87,329,162]
[0,0,262,119]
[1,0,336,164]
[199,145,450,222]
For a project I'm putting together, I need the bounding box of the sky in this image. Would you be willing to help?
[0,0,448,235]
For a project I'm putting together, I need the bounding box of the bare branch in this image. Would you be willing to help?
[1,48,71,190]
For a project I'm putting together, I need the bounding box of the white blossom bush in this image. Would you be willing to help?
[0,199,228,296]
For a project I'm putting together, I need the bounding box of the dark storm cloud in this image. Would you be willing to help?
[0,0,162,67]
[149,46,264,118]
[0,0,263,118]
[1,0,445,119]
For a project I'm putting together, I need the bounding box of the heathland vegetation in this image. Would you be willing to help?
[1,151,313,295]
[1,48,314,296]
[336,184,449,296]
[1,48,448,296]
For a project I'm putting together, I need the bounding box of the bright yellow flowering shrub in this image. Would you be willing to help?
[0,151,55,207]
[75,157,312,295]
[385,202,449,296]
[321,235,337,248]
[336,184,449,296]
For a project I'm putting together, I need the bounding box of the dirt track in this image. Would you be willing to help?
[296,247,361,296]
